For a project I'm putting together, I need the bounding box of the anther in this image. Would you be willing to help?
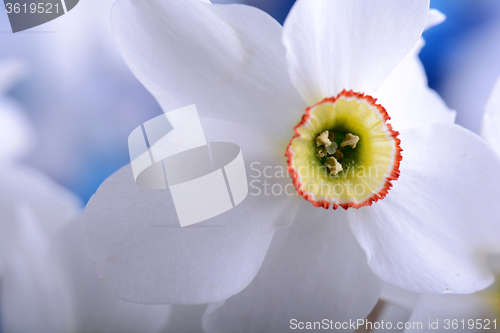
[341,133,360,148]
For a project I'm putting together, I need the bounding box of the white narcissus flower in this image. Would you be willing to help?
[0,61,171,333]
[83,0,500,331]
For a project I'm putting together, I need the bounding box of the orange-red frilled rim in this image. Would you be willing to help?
[285,90,402,210]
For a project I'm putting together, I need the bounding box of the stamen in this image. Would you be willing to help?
[316,146,327,158]
[341,133,360,149]
[325,157,343,176]
[315,130,355,175]
[316,130,331,147]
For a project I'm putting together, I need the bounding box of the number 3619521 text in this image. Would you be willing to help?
[5,3,60,14]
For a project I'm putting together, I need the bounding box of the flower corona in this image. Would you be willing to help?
[286,90,402,209]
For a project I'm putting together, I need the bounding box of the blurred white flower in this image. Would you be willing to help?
[0,61,171,333]
[81,0,500,332]
[0,60,78,270]
[0,0,163,201]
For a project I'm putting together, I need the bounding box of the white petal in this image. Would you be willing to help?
[376,8,449,132]
[0,99,34,161]
[53,219,171,333]
[202,202,382,333]
[375,39,456,131]
[405,292,498,333]
[425,9,446,31]
[481,75,500,156]
[282,0,430,105]
[111,0,306,140]
[348,123,500,294]
[83,118,301,304]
